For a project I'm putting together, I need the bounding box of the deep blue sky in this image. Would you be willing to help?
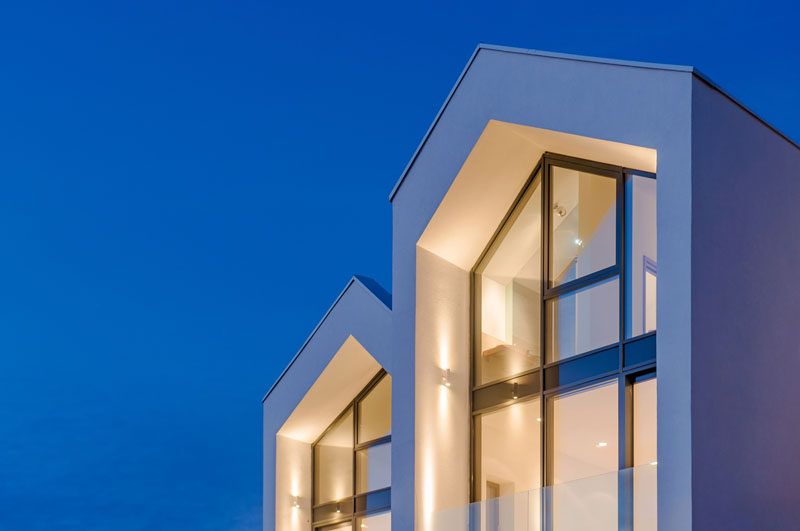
[0,1,796,529]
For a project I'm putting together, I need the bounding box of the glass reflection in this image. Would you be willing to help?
[625,175,657,338]
[549,380,619,530]
[314,409,353,505]
[550,165,616,287]
[477,172,542,385]
[358,375,391,443]
[356,442,391,494]
[546,277,619,363]
[476,398,541,502]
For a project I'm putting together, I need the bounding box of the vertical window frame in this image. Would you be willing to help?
[311,370,391,529]
[470,152,658,509]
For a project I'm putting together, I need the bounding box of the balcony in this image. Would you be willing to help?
[434,464,657,531]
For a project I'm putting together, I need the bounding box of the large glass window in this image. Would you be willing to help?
[546,276,619,363]
[472,154,657,528]
[356,443,391,494]
[475,398,541,501]
[358,376,391,442]
[549,380,618,484]
[549,380,619,531]
[315,409,354,505]
[476,172,543,385]
[313,372,391,530]
[550,166,617,287]
[356,511,391,531]
[633,376,657,531]
[625,175,657,338]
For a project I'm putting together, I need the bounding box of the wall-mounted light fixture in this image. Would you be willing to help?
[512,382,519,400]
[336,502,341,514]
[441,369,452,388]
[291,496,300,509]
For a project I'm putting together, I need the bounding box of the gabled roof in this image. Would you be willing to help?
[261,275,391,403]
[388,43,799,202]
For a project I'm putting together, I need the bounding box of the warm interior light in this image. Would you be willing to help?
[574,238,583,246]
[336,503,341,513]
[650,461,658,466]
[291,496,300,509]
[596,441,608,448]
[441,368,452,388]
[512,382,519,400]
[536,417,542,422]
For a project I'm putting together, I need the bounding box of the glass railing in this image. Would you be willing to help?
[434,464,657,531]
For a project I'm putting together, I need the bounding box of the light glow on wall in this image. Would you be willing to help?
[422,445,435,530]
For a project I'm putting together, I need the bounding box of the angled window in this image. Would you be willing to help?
[315,409,353,505]
[472,153,658,528]
[313,372,391,530]
[475,170,543,385]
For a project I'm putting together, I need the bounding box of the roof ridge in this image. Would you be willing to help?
[261,275,390,403]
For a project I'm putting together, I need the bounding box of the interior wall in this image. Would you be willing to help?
[275,435,312,531]
[415,246,471,530]
[690,76,800,530]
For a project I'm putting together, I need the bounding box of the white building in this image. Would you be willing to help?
[263,45,800,531]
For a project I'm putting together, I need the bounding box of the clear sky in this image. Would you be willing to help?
[0,1,797,529]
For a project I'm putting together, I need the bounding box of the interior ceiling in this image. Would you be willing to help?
[417,120,657,271]
[277,335,382,443]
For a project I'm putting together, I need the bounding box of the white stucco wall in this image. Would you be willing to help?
[392,47,693,530]
[275,435,312,531]
[414,247,471,529]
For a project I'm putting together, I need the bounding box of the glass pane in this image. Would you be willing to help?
[357,511,391,531]
[477,172,542,385]
[314,409,353,504]
[625,175,657,338]
[356,442,391,494]
[550,380,618,484]
[550,165,617,287]
[551,471,618,531]
[633,377,657,467]
[546,277,619,363]
[358,375,391,443]
[633,377,657,531]
[475,398,541,501]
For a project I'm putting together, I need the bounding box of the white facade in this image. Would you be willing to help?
[264,45,800,531]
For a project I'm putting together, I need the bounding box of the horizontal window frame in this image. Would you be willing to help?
[470,151,657,504]
[312,369,390,516]
[545,154,623,292]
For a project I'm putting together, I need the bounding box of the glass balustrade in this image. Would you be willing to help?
[433,464,657,531]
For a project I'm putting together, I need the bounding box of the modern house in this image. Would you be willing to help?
[262,44,800,531]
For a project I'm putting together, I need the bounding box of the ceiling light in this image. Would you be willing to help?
[553,204,566,218]
[574,238,583,247]
[536,417,542,422]
[511,383,519,400]
[596,441,608,448]
[336,503,341,514]
[650,461,658,466]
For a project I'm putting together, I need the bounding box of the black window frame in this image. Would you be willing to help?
[471,152,657,509]
[312,370,391,530]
